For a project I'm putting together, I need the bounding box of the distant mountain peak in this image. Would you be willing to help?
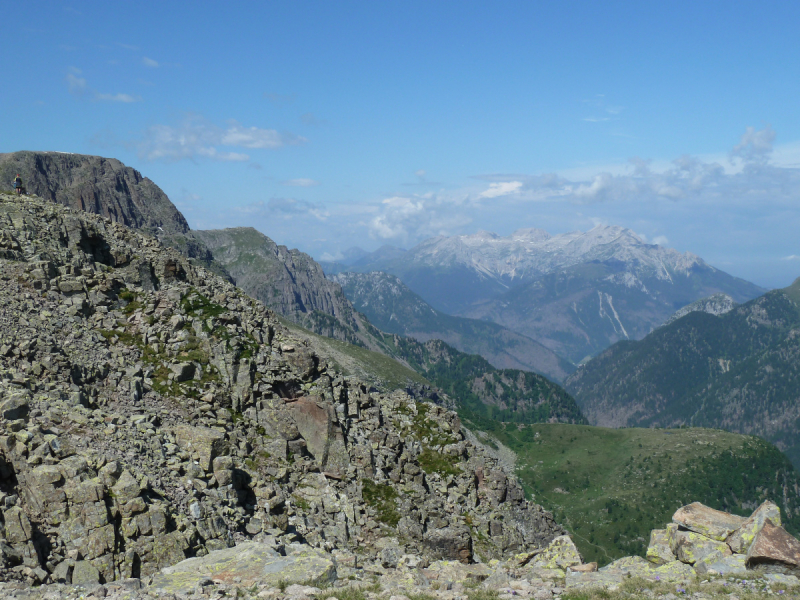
[511,228,552,242]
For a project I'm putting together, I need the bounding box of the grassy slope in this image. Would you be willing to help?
[486,423,800,566]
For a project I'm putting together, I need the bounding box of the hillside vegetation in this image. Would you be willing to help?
[386,338,586,427]
[487,423,800,565]
[566,277,800,467]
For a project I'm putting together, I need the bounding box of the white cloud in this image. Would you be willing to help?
[732,125,775,163]
[281,178,320,187]
[134,115,306,162]
[783,255,800,261]
[142,57,159,68]
[221,123,302,149]
[480,181,523,198]
[66,72,87,96]
[368,194,472,243]
[65,68,140,102]
[652,235,669,246]
[95,92,140,103]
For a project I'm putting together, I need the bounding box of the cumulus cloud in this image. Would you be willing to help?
[732,125,775,163]
[66,72,87,96]
[480,181,523,198]
[95,93,139,103]
[508,127,793,207]
[134,115,306,162]
[280,178,320,187]
[368,195,472,243]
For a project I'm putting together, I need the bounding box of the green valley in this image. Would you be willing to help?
[484,423,800,566]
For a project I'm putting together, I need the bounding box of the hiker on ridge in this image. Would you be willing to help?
[13,174,23,196]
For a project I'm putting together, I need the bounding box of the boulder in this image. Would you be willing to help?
[150,542,336,594]
[566,571,626,590]
[423,526,472,563]
[746,522,800,576]
[694,552,747,576]
[527,535,582,576]
[568,562,597,573]
[174,425,229,471]
[652,560,696,582]
[285,396,349,476]
[111,470,141,503]
[0,393,29,421]
[728,500,781,554]
[645,529,674,565]
[673,530,731,565]
[72,560,101,585]
[672,502,746,541]
[170,362,195,382]
[599,555,654,578]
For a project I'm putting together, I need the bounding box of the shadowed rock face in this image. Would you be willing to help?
[0,151,189,236]
[746,522,800,575]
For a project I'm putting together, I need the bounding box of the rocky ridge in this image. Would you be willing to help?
[0,193,566,590]
[662,293,737,327]
[191,228,376,349]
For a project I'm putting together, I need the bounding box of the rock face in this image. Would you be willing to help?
[0,151,189,236]
[0,193,564,586]
[192,228,371,347]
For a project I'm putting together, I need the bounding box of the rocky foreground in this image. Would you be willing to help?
[1,193,800,599]
[0,194,560,590]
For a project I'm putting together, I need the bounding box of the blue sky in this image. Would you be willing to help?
[3,1,800,288]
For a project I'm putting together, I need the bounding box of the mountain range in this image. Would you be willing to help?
[325,228,765,363]
[4,151,800,576]
[566,277,800,468]
[331,270,574,382]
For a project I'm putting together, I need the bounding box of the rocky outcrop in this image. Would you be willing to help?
[0,152,188,236]
[566,500,796,591]
[192,227,369,346]
[662,292,738,327]
[0,193,564,588]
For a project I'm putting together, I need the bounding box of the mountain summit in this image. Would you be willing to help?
[336,226,765,362]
